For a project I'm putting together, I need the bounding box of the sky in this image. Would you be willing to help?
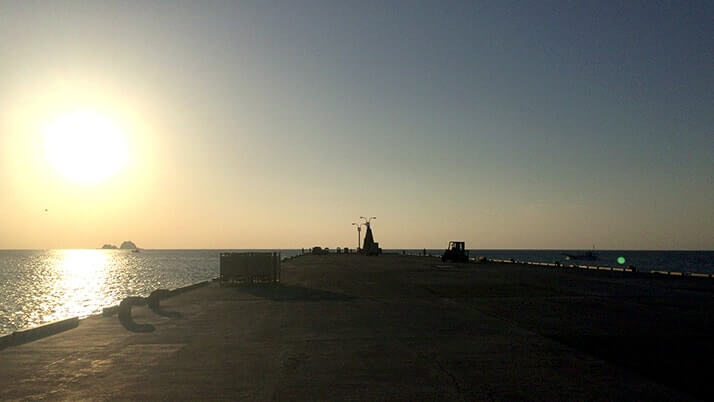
[0,0,712,250]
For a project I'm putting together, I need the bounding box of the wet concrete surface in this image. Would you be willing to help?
[2,254,713,401]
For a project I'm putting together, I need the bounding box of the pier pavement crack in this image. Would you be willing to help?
[433,356,465,401]
[417,349,465,401]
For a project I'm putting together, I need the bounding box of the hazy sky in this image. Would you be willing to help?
[1,1,712,249]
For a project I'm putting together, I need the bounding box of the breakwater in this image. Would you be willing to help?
[0,249,302,334]
[393,249,714,277]
[396,249,714,272]
[0,279,212,350]
[3,254,712,400]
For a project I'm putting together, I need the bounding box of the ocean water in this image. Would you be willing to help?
[1,248,712,336]
[0,249,300,335]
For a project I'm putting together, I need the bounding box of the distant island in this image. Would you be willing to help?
[101,241,138,250]
[120,241,138,249]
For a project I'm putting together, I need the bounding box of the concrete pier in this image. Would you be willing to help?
[2,254,713,400]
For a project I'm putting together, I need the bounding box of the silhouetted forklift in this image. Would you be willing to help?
[442,241,469,263]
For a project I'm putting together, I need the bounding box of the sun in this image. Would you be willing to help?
[44,110,128,183]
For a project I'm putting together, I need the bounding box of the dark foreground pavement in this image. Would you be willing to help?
[2,254,714,401]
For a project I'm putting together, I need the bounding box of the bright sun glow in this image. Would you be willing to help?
[44,111,128,183]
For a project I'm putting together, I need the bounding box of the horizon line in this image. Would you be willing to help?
[1,248,712,252]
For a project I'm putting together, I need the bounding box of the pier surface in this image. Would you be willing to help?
[2,255,713,401]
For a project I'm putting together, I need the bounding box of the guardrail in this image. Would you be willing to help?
[489,258,635,273]
[393,253,712,278]
[488,258,714,278]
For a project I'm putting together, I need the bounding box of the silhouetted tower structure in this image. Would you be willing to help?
[360,216,380,255]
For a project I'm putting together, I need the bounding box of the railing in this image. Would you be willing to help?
[389,252,713,278]
[488,258,714,278]
[219,252,281,285]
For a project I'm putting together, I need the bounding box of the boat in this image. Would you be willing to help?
[562,251,598,261]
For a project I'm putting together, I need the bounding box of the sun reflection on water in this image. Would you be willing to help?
[0,249,221,335]
[43,249,113,323]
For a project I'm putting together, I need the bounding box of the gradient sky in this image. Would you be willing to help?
[1,1,712,249]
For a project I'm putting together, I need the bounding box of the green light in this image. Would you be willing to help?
[617,256,626,265]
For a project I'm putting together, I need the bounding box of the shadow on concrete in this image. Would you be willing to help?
[552,334,714,400]
[233,283,354,302]
[118,314,155,333]
[149,304,183,318]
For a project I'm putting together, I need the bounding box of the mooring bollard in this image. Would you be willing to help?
[147,289,182,318]
[118,296,155,333]
[147,289,171,310]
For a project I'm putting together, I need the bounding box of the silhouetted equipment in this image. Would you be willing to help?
[442,241,469,262]
[220,252,280,285]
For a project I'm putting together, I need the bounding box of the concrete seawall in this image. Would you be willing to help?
[395,251,714,279]
[1,255,712,400]
[0,316,79,350]
[1,279,213,349]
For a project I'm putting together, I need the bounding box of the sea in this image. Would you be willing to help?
[1,249,712,335]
